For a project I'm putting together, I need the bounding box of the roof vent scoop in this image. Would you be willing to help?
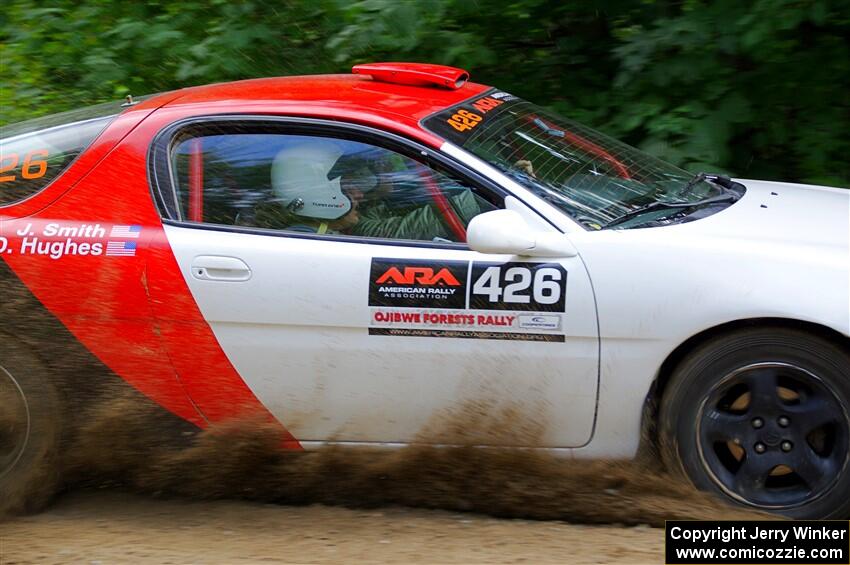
[352,62,469,90]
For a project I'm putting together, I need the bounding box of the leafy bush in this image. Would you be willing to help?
[2,0,847,186]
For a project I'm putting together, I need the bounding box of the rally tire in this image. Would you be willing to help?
[0,338,61,515]
[659,327,850,519]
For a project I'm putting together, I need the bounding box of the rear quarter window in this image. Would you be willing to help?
[0,103,119,206]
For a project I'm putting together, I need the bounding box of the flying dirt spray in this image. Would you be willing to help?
[7,388,765,526]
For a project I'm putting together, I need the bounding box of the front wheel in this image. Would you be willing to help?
[0,339,60,515]
[660,327,850,519]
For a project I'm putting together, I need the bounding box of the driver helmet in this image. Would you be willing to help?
[271,140,350,220]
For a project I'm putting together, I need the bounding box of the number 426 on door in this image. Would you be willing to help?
[469,262,567,312]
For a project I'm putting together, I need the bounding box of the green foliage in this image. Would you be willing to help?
[1,0,848,186]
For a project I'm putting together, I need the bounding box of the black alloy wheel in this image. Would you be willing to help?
[660,327,850,519]
[0,340,59,515]
[697,362,847,508]
[0,364,31,483]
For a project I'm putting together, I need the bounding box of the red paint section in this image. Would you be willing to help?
[163,74,489,147]
[1,218,206,428]
[0,116,299,446]
[352,62,469,90]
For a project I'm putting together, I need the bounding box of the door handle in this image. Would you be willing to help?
[191,256,252,282]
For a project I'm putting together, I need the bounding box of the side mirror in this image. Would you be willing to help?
[467,209,577,257]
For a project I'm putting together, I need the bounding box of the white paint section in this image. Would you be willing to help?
[438,145,849,459]
[164,223,600,448]
[570,178,850,458]
[163,153,848,460]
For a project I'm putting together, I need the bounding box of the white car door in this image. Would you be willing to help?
[151,119,599,448]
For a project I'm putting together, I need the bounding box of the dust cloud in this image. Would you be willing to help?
[8,389,766,525]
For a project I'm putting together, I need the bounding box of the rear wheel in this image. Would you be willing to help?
[660,327,850,518]
[0,340,60,515]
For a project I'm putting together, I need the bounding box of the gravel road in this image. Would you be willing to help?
[1,490,666,564]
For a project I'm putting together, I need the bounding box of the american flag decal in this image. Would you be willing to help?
[106,241,137,257]
[110,224,141,238]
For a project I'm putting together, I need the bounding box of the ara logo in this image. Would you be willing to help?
[375,266,461,286]
[369,258,469,309]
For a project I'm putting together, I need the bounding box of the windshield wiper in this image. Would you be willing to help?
[602,193,737,229]
[679,172,736,196]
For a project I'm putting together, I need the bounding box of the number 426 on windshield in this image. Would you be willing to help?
[446,109,482,133]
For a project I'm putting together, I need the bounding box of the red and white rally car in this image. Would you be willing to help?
[2,63,848,518]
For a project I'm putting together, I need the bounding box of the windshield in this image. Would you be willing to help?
[423,90,732,229]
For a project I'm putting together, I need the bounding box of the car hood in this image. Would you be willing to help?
[683,178,849,250]
[576,178,849,339]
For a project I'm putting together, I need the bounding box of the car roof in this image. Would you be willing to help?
[146,74,491,139]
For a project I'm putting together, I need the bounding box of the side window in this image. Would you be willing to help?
[0,112,116,206]
[169,129,499,243]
